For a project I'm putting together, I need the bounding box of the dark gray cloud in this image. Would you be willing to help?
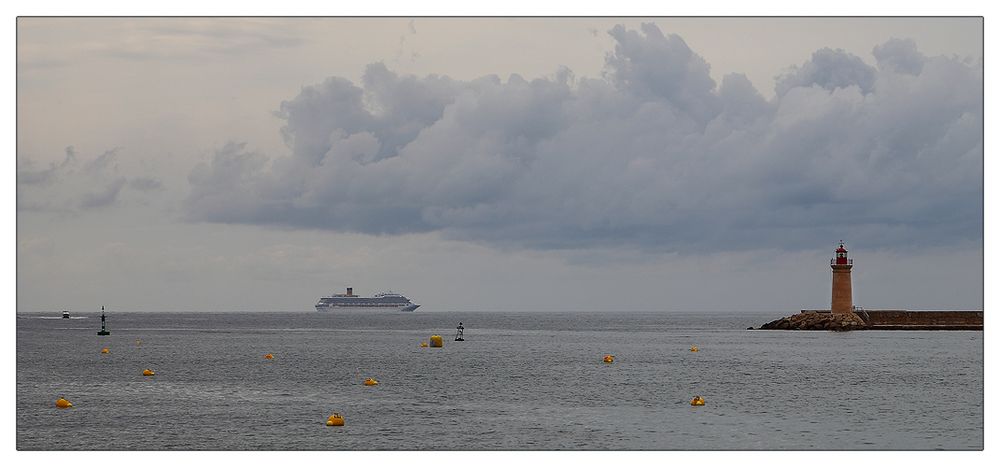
[84,148,120,173]
[16,146,76,185]
[18,146,159,211]
[274,63,461,166]
[79,177,127,209]
[775,47,877,96]
[186,142,277,224]
[128,177,164,191]
[185,23,982,253]
[605,23,722,124]
[872,38,926,75]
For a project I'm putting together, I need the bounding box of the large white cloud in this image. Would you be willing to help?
[184,23,982,253]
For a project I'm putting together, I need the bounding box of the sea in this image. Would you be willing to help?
[16,311,983,450]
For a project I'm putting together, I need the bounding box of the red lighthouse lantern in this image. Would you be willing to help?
[834,242,849,265]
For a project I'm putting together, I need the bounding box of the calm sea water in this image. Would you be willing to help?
[16,311,983,450]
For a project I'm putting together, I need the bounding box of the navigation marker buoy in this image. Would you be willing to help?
[97,306,110,336]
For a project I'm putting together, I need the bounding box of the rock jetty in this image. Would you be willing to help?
[759,310,983,331]
[759,311,867,331]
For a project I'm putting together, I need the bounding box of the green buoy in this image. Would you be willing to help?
[97,306,110,336]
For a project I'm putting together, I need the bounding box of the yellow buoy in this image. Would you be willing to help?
[55,398,73,409]
[326,413,345,426]
[136,338,141,346]
[142,369,155,376]
[101,347,110,354]
[690,346,699,352]
[690,396,705,406]
[603,354,615,363]
[364,377,379,386]
[264,353,274,360]
[420,341,428,347]
[429,335,443,347]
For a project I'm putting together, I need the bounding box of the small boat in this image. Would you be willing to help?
[62,311,70,319]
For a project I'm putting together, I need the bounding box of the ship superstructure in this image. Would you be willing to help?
[315,287,420,312]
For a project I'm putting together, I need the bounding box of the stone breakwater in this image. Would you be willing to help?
[758,310,984,331]
[759,311,867,331]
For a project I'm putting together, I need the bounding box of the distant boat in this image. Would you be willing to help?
[62,311,70,319]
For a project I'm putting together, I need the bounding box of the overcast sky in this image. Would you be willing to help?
[16,18,983,312]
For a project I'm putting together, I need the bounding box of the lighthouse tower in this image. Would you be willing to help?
[831,242,853,314]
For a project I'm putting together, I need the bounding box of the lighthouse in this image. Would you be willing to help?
[831,242,853,314]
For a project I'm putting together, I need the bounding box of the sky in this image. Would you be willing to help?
[15,17,984,312]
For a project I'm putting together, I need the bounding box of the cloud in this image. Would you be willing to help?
[18,146,160,211]
[605,23,722,124]
[872,38,926,75]
[79,177,127,209]
[16,146,75,185]
[775,47,877,96]
[128,177,164,191]
[394,19,418,64]
[18,19,303,71]
[184,24,982,253]
[84,147,120,173]
[186,142,274,224]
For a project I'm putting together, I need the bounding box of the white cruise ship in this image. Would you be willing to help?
[315,287,420,312]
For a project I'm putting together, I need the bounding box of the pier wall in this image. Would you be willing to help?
[860,310,983,330]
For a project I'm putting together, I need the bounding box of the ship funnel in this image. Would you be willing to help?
[347,287,353,296]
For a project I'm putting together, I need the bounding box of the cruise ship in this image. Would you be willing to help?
[315,287,420,312]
